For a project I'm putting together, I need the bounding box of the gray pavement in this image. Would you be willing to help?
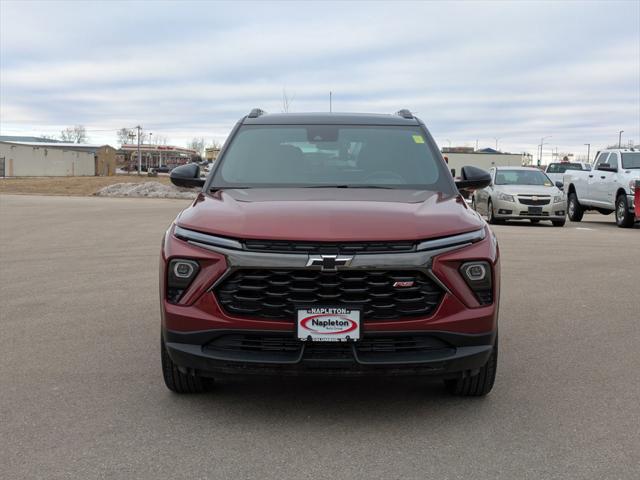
[1,194,639,480]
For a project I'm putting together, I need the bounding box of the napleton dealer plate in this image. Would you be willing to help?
[297,307,360,342]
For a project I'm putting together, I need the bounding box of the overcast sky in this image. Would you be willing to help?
[1,0,638,160]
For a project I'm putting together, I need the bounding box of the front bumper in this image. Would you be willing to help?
[164,328,496,378]
[493,197,565,220]
[160,224,500,377]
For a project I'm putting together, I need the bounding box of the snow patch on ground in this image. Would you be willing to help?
[95,182,198,199]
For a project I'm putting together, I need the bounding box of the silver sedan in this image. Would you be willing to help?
[472,167,566,226]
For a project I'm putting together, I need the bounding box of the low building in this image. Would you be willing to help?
[442,148,527,178]
[117,144,197,170]
[205,146,221,162]
[0,142,117,177]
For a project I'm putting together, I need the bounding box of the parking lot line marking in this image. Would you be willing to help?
[575,227,595,231]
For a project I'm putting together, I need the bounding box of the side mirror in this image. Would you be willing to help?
[170,163,205,188]
[597,163,617,172]
[555,181,564,190]
[455,166,491,191]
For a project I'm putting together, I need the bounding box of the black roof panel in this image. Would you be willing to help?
[242,112,419,126]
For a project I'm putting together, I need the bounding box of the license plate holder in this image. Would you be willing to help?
[297,307,360,342]
[528,206,543,215]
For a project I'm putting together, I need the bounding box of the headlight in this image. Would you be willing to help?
[553,195,564,203]
[460,261,493,305]
[167,259,200,303]
[497,192,515,202]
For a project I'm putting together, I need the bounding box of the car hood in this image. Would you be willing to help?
[175,188,484,241]
[494,184,560,195]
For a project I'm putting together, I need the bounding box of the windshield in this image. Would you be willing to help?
[495,169,553,186]
[546,163,584,173]
[622,152,640,169]
[210,125,454,192]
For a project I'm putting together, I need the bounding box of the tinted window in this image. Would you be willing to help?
[594,152,610,166]
[546,163,585,173]
[622,152,640,169]
[212,125,454,192]
[495,169,553,186]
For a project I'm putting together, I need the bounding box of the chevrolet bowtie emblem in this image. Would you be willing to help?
[306,254,353,271]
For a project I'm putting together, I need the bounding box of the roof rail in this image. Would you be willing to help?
[395,109,414,119]
[248,108,266,118]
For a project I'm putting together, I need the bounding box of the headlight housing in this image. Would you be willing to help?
[460,261,493,305]
[167,259,200,303]
[553,194,564,203]
[497,192,515,202]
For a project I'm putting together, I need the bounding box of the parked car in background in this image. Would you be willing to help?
[160,109,499,397]
[472,166,566,226]
[545,162,591,185]
[563,148,639,228]
[152,165,173,174]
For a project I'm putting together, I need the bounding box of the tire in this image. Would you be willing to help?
[530,219,540,224]
[161,337,212,394]
[487,200,502,225]
[615,194,635,228]
[567,193,584,222]
[445,336,498,397]
[552,219,566,227]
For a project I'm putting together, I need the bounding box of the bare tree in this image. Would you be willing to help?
[281,88,295,113]
[188,137,206,157]
[154,135,169,145]
[60,125,88,143]
[117,128,134,145]
[208,139,222,150]
[39,134,57,141]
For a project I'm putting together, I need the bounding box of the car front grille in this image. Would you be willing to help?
[519,211,549,216]
[215,269,444,321]
[518,197,551,206]
[243,239,416,254]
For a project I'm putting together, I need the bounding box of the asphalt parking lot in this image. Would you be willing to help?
[1,194,639,480]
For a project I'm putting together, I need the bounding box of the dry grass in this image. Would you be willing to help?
[0,175,173,196]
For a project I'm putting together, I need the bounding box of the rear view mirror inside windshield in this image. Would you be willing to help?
[307,125,339,142]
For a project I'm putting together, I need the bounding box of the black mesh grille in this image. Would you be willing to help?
[215,269,444,320]
[518,198,550,206]
[243,240,415,254]
[475,289,493,305]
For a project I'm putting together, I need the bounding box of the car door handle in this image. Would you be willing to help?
[588,175,594,178]
[600,176,606,179]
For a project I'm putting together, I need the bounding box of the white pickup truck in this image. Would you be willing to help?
[544,162,591,185]
[563,148,640,228]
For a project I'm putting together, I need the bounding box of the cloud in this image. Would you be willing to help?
[1,0,638,156]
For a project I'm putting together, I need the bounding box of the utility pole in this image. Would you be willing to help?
[584,143,590,163]
[538,136,551,166]
[136,125,142,175]
[494,137,500,151]
[329,91,332,113]
[475,139,478,151]
[618,130,624,148]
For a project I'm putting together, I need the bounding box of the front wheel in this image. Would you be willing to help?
[615,194,635,228]
[161,338,213,394]
[567,193,584,222]
[445,336,498,397]
[487,200,503,225]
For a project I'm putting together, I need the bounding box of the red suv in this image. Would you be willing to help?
[161,109,498,396]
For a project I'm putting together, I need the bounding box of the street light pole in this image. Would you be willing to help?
[584,143,590,163]
[494,137,500,151]
[136,125,142,175]
[618,130,624,148]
